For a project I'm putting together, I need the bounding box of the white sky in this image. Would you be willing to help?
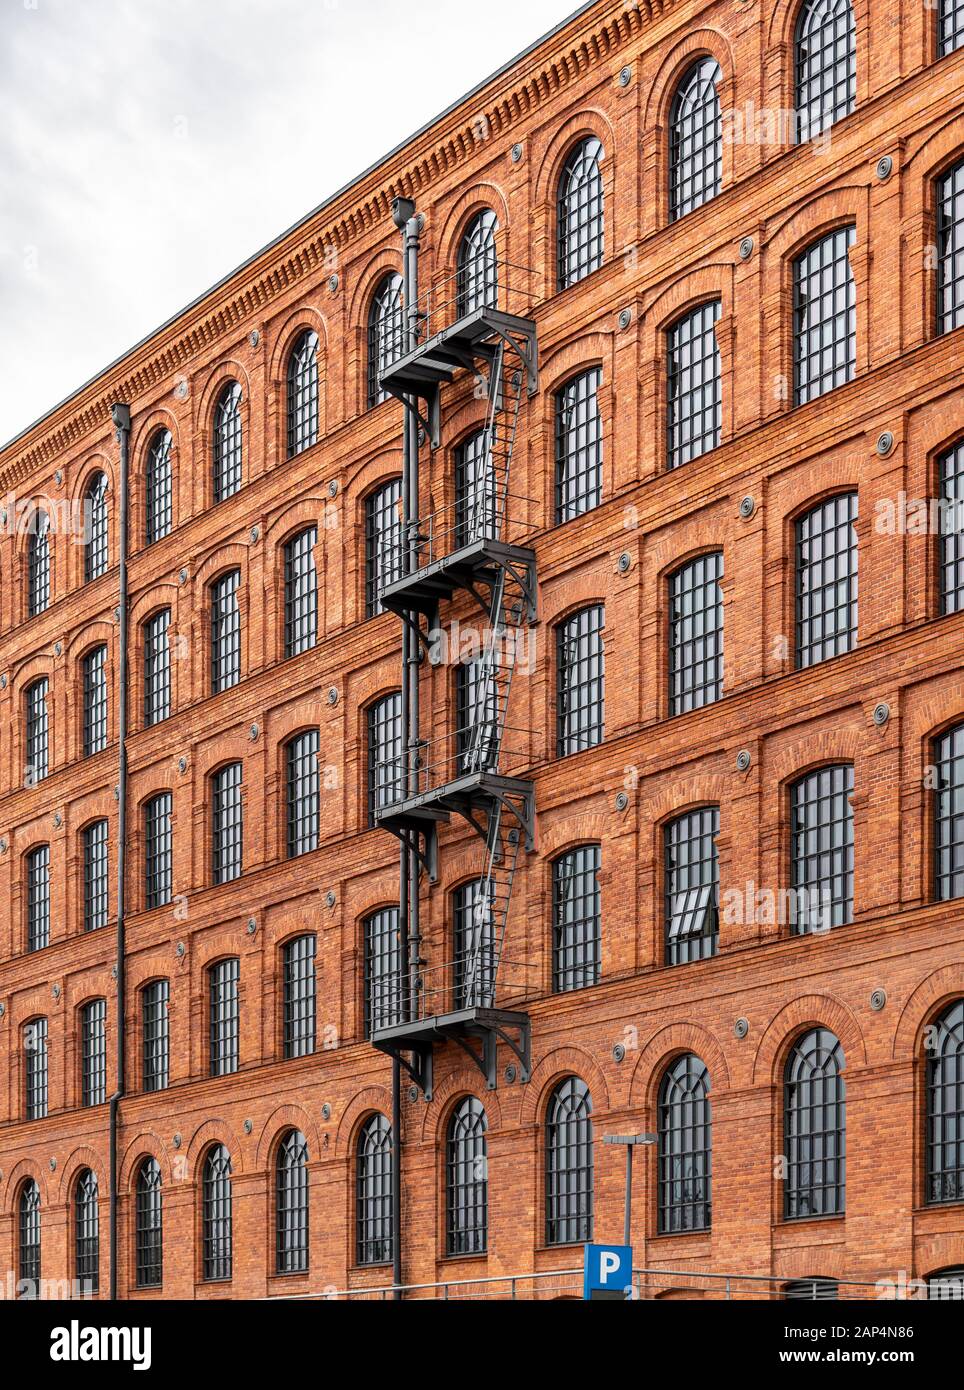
[0,0,575,446]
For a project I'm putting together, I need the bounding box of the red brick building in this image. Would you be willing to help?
[1,0,963,1301]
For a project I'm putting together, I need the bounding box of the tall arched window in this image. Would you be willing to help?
[925,999,963,1205]
[83,472,109,581]
[658,1054,712,1233]
[145,429,173,544]
[453,880,494,1009]
[283,526,318,657]
[18,1179,41,1298]
[664,807,720,965]
[556,605,605,756]
[364,907,401,1036]
[357,1114,393,1265]
[25,679,49,788]
[937,157,964,336]
[27,509,50,616]
[795,493,858,667]
[457,209,499,316]
[934,723,964,902]
[939,439,964,614]
[794,0,855,144]
[557,138,604,289]
[552,845,601,993]
[790,764,854,933]
[555,368,603,521]
[135,1157,162,1288]
[368,272,404,407]
[940,0,964,58]
[365,477,403,615]
[668,552,724,713]
[667,301,722,468]
[276,1129,309,1274]
[212,380,243,501]
[669,58,722,221]
[793,227,856,404]
[545,1076,593,1245]
[285,729,320,858]
[784,1028,845,1219]
[202,1144,232,1281]
[286,330,319,458]
[367,692,403,824]
[446,1097,488,1256]
[74,1168,99,1294]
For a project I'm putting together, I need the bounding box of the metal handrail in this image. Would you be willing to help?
[412,258,538,341]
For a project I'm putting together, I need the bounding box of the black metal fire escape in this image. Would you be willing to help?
[369,210,538,1102]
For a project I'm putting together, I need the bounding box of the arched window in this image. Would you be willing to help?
[283,527,318,656]
[667,301,722,468]
[790,764,854,933]
[457,209,499,316]
[143,608,171,726]
[940,1,964,58]
[784,1277,838,1300]
[208,959,240,1076]
[455,428,497,547]
[453,880,495,1009]
[18,1179,41,1298]
[24,1017,48,1119]
[937,157,964,336]
[784,1028,845,1219]
[793,227,856,404]
[145,429,173,544]
[556,605,605,757]
[282,934,316,1058]
[135,1156,162,1288]
[285,729,320,858]
[212,380,242,501]
[545,1076,593,1245]
[25,678,49,787]
[141,978,170,1091]
[658,1054,712,1233]
[286,331,319,458]
[446,1097,488,1256]
[557,138,604,289]
[939,439,964,614]
[357,1114,393,1265]
[928,1266,964,1299]
[365,477,403,615]
[82,819,109,932]
[74,1168,99,1294]
[27,509,50,616]
[82,644,108,756]
[276,1129,309,1274]
[934,723,964,902]
[364,907,401,1036]
[925,999,963,1205]
[795,493,858,667]
[83,472,109,581]
[794,0,855,144]
[669,58,722,221]
[367,692,403,823]
[668,552,723,713]
[664,807,719,965]
[202,1144,232,1282]
[25,844,51,951]
[144,793,173,912]
[555,369,602,521]
[368,272,404,407]
[210,569,241,693]
[552,846,601,993]
[80,998,107,1106]
[211,761,243,885]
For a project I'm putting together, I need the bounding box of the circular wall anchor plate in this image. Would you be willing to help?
[739,236,754,260]
[876,431,895,457]
[876,155,893,181]
[736,749,751,772]
[873,702,890,726]
[618,66,632,87]
[612,1042,626,1062]
[734,1017,750,1039]
[617,551,632,572]
[618,308,632,330]
[870,989,887,1011]
[739,494,755,518]
[503,1065,517,1084]
[510,143,523,163]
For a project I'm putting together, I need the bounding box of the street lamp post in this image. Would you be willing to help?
[604,1133,657,1246]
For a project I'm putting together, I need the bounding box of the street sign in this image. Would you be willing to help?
[583,1243,633,1300]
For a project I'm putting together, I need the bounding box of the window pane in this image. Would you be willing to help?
[19,1181,41,1295]
[282,935,316,1058]
[83,819,109,932]
[552,846,601,993]
[213,381,243,501]
[25,678,49,786]
[558,138,604,289]
[365,480,403,616]
[28,510,50,616]
[457,210,499,316]
[669,552,723,713]
[202,1145,232,1281]
[555,370,602,522]
[284,527,317,656]
[286,730,319,858]
[795,493,858,667]
[81,999,107,1106]
[25,1018,48,1119]
[938,158,964,335]
[276,1130,309,1274]
[144,793,173,910]
[926,1000,964,1205]
[143,610,171,725]
[790,765,854,932]
[934,723,964,902]
[940,440,964,613]
[795,0,855,143]
[670,58,722,220]
[211,762,243,884]
[287,332,319,457]
[667,301,721,469]
[556,605,604,756]
[367,693,403,822]
[209,960,240,1077]
[146,430,173,543]
[665,807,719,965]
[84,473,109,580]
[83,645,108,755]
[26,845,50,952]
[940,0,964,56]
[658,1054,712,1233]
[368,274,404,407]
[357,1115,393,1265]
[793,227,856,404]
[365,907,401,1035]
[135,1158,162,1288]
[784,1028,846,1219]
[545,1077,593,1245]
[455,429,498,547]
[75,1170,99,1294]
[446,1098,488,1256]
[142,981,170,1092]
[453,880,495,1008]
[210,570,241,693]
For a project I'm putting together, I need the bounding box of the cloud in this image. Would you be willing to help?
[0,0,569,446]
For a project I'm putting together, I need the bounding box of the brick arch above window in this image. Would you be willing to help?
[436,182,510,273]
[417,1071,502,1145]
[518,1047,610,1128]
[627,1020,730,1112]
[254,1105,320,1170]
[0,1160,48,1212]
[893,967,964,1059]
[184,1120,245,1176]
[332,1088,394,1161]
[55,1147,104,1207]
[117,1137,173,1192]
[751,992,867,1086]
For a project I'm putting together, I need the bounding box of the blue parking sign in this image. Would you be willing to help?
[583,1243,633,1300]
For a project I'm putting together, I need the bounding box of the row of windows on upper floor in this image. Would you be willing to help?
[12,998,964,1295]
[17,150,964,631]
[11,708,964,990]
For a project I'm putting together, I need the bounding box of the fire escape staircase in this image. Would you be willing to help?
[370,302,538,1100]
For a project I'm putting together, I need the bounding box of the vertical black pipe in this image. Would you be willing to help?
[108,401,131,1300]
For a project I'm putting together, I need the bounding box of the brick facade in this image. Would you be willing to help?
[0,0,963,1299]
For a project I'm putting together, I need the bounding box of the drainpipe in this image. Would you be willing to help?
[108,401,131,1300]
